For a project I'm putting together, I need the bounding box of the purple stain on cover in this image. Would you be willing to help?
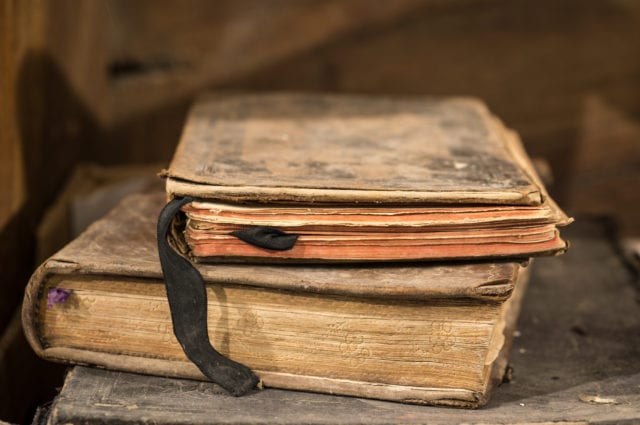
[47,288,73,308]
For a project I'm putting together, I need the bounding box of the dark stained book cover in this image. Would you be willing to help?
[165,93,545,205]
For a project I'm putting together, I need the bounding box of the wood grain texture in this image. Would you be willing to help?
[0,0,41,226]
[0,0,100,330]
[103,0,430,123]
[42,220,640,424]
[0,0,53,338]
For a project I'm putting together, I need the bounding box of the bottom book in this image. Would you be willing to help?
[23,193,529,408]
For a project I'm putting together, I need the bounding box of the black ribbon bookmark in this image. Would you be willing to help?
[157,196,259,396]
[230,226,299,251]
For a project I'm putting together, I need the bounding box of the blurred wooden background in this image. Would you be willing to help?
[1,0,639,422]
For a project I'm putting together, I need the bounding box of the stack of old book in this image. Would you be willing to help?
[23,94,570,408]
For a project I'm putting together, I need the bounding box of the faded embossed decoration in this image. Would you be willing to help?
[328,321,371,365]
[428,321,456,354]
[415,321,457,356]
[237,310,264,336]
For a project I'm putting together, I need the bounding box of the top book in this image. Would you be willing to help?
[167,93,544,205]
[163,93,570,262]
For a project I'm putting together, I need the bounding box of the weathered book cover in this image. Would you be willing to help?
[23,193,528,407]
[165,93,543,205]
[163,93,570,263]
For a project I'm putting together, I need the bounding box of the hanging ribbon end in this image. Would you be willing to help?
[208,361,260,396]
